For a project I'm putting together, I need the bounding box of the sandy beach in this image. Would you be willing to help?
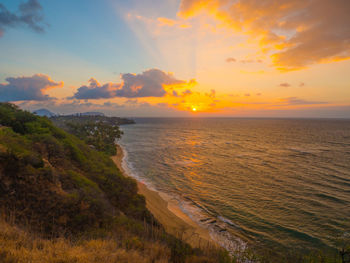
[111,144,216,248]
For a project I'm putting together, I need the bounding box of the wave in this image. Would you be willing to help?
[288,147,319,155]
[218,216,241,229]
[175,160,197,166]
[120,142,247,254]
[177,196,247,253]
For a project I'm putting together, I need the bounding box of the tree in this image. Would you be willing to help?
[66,121,123,155]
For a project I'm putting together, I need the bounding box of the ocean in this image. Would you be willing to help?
[118,118,350,252]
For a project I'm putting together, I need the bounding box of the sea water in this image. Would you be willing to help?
[119,118,350,252]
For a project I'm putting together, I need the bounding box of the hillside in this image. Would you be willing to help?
[0,103,151,233]
[0,103,230,263]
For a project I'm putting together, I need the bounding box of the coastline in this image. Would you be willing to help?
[111,143,216,248]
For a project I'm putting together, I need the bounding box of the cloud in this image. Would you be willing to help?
[226,57,236,63]
[240,59,263,64]
[117,69,185,97]
[102,101,123,108]
[125,99,139,105]
[179,0,350,70]
[0,74,63,102]
[0,0,46,36]
[299,82,305,87]
[73,69,188,100]
[72,78,121,100]
[157,17,191,29]
[205,89,216,98]
[280,97,328,106]
[226,57,263,64]
[187,79,197,87]
[279,83,291,88]
[157,102,168,107]
[182,89,192,96]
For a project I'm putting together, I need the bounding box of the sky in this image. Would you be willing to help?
[0,0,349,117]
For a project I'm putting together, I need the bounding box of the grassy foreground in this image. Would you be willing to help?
[0,219,170,263]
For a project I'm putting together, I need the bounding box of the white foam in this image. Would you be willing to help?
[218,216,241,229]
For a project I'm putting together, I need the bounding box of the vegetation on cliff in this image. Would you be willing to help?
[50,115,133,155]
[0,103,150,233]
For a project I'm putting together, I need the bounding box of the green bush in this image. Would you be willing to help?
[0,103,152,235]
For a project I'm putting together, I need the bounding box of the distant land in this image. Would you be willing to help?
[79,111,105,116]
[33,109,107,118]
[33,108,57,117]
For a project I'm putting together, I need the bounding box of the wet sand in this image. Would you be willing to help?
[111,144,216,248]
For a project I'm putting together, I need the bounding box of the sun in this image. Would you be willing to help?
[192,107,197,112]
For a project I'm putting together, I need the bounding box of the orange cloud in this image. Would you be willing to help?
[178,0,221,18]
[157,17,177,26]
[162,85,222,113]
[157,17,191,29]
[178,0,350,71]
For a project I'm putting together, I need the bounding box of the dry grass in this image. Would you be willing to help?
[0,220,170,263]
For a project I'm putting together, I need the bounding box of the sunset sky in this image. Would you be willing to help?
[0,0,349,117]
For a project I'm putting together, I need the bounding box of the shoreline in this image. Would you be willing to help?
[111,143,216,248]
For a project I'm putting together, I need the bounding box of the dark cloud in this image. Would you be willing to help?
[125,99,138,105]
[72,78,121,100]
[72,69,187,99]
[117,69,185,97]
[281,97,328,106]
[103,101,123,108]
[0,74,63,102]
[279,83,291,88]
[0,0,46,36]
